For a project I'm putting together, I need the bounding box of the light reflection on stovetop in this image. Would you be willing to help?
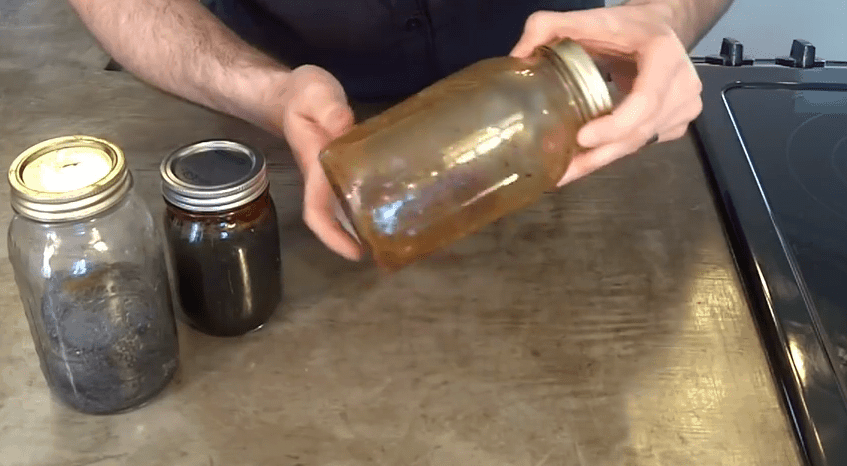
[787,109,847,222]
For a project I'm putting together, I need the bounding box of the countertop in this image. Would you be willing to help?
[0,2,804,465]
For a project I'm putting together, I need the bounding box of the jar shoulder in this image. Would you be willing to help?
[164,193,279,241]
[7,191,163,271]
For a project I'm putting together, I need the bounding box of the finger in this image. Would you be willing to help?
[511,9,663,58]
[664,90,703,128]
[510,8,688,148]
[613,75,700,146]
[648,64,703,124]
[578,91,657,147]
[302,171,362,261]
[284,102,352,173]
[612,66,702,148]
[573,107,689,180]
[511,10,622,57]
[629,120,690,148]
[658,122,690,142]
[287,114,362,260]
[284,115,330,173]
[511,11,562,57]
[558,118,688,188]
[557,138,645,186]
[304,205,362,261]
[578,39,686,147]
[313,104,355,139]
[292,86,354,138]
[641,104,698,144]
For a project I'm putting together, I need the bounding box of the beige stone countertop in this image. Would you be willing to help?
[0,56,803,466]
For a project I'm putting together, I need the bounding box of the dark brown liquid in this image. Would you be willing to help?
[164,191,283,337]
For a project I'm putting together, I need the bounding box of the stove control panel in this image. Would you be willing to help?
[695,38,847,68]
[705,38,753,66]
[776,39,825,68]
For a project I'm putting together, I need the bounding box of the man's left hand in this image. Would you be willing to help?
[511,4,703,186]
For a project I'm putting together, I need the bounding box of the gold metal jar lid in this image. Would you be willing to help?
[8,135,132,222]
[541,39,614,121]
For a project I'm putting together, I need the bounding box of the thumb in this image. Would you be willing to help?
[310,103,355,139]
[291,73,355,139]
[511,11,567,57]
[285,95,353,171]
[511,8,664,58]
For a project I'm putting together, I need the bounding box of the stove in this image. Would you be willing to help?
[692,38,847,466]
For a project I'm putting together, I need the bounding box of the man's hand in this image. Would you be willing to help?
[278,65,362,261]
[67,0,362,261]
[511,3,705,186]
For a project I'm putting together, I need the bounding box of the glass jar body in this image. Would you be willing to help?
[7,189,179,415]
[321,52,594,269]
[164,190,282,337]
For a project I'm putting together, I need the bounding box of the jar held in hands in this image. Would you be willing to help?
[320,39,613,270]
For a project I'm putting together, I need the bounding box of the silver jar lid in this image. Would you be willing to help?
[541,39,614,121]
[8,135,132,222]
[159,140,269,213]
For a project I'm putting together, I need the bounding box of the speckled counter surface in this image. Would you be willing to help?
[0,2,803,465]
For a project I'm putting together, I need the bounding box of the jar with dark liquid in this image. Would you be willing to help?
[160,140,282,337]
[320,39,613,270]
[7,136,179,414]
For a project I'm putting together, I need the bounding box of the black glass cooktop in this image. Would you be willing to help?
[693,38,847,466]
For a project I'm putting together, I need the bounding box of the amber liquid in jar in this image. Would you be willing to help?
[164,191,282,337]
[322,41,611,270]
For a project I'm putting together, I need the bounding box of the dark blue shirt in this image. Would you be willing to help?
[205,0,605,100]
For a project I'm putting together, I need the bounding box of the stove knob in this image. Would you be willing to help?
[705,38,748,66]
[776,39,823,68]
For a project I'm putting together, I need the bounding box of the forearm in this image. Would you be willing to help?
[67,0,289,129]
[626,0,734,50]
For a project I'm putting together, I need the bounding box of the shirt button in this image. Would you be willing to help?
[405,17,423,31]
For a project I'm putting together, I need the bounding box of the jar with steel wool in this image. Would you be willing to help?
[320,39,614,270]
[6,135,179,415]
[160,140,282,337]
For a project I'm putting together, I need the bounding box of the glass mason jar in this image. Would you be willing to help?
[160,140,282,337]
[6,135,179,415]
[320,39,613,270]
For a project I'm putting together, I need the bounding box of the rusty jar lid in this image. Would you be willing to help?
[159,140,269,213]
[541,39,614,121]
[8,135,132,222]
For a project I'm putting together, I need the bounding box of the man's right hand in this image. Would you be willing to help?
[67,1,361,260]
[278,65,362,261]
